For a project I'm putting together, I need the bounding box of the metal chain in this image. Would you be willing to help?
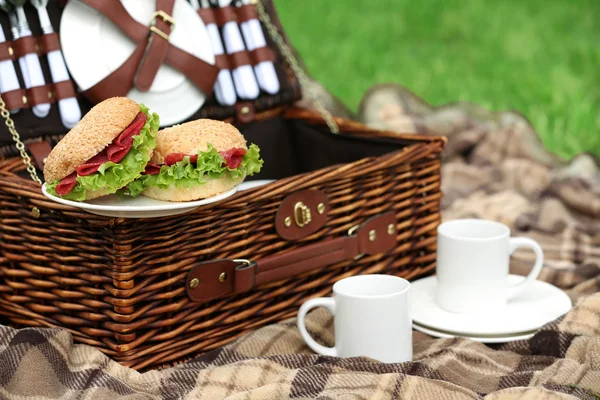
[0,96,42,184]
[255,0,340,134]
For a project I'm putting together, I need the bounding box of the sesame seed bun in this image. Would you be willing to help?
[150,119,247,165]
[142,119,247,202]
[43,97,140,183]
[141,174,244,202]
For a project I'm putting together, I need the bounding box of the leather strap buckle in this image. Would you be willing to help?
[149,10,175,26]
[149,10,174,41]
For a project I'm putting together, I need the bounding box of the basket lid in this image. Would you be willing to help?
[0,0,302,147]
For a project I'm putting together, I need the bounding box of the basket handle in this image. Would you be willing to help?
[186,212,396,302]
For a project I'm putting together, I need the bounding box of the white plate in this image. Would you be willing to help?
[237,179,275,191]
[411,275,572,336]
[42,183,237,218]
[60,0,215,126]
[412,322,535,343]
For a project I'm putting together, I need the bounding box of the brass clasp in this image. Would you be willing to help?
[149,10,175,26]
[149,10,175,41]
[293,201,312,227]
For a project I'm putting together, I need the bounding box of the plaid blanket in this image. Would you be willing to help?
[1,85,599,399]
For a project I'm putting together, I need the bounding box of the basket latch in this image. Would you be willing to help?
[275,189,329,240]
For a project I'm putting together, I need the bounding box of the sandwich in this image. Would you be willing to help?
[44,97,160,201]
[124,119,263,202]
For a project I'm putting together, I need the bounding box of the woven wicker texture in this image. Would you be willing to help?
[0,109,445,370]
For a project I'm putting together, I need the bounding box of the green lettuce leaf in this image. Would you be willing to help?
[123,143,263,197]
[46,105,160,201]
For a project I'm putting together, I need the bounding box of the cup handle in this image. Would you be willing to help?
[507,237,544,299]
[297,297,337,357]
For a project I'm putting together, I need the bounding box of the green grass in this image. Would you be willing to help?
[274,0,600,160]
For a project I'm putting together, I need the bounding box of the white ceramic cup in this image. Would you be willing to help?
[435,219,544,315]
[297,274,412,363]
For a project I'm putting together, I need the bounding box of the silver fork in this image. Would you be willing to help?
[30,0,81,128]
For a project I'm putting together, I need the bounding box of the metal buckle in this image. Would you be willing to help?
[347,224,360,236]
[149,10,175,26]
[347,223,364,260]
[149,10,174,41]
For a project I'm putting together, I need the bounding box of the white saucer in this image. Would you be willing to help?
[61,0,214,126]
[42,184,237,218]
[413,322,535,343]
[411,275,572,336]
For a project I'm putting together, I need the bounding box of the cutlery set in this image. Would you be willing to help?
[0,0,81,128]
[0,0,279,129]
[190,0,280,105]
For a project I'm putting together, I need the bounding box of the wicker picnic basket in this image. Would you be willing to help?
[0,0,445,370]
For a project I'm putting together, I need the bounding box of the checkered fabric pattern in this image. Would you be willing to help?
[1,89,599,399]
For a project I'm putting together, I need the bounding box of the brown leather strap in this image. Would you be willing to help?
[134,0,175,92]
[165,45,218,94]
[186,212,397,302]
[27,85,52,107]
[251,236,355,288]
[12,36,37,59]
[215,54,230,70]
[215,6,237,26]
[2,81,75,109]
[0,41,14,61]
[235,4,258,23]
[53,80,77,100]
[82,0,147,42]
[79,0,218,101]
[26,140,53,171]
[197,8,216,25]
[249,46,276,64]
[0,34,62,62]
[83,44,147,103]
[229,50,252,68]
[38,33,61,54]
[1,88,26,111]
